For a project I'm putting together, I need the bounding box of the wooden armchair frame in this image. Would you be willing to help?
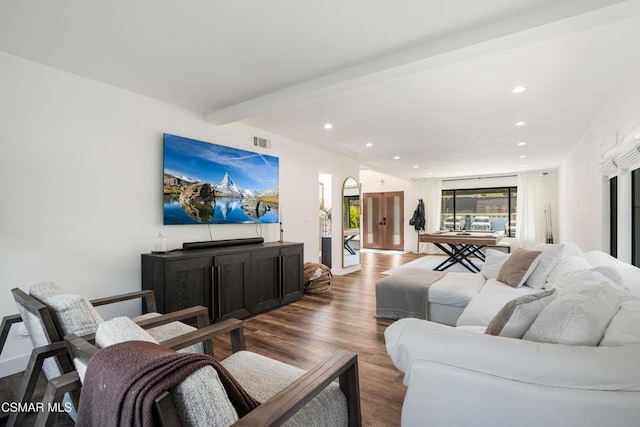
[61,318,362,427]
[1,287,211,427]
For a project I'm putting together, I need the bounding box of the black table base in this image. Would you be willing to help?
[433,243,486,273]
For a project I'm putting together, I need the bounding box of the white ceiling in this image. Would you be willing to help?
[2,0,640,180]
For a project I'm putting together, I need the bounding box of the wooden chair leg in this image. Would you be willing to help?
[7,341,70,427]
[34,371,80,427]
[230,324,246,353]
[195,310,214,356]
[340,357,362,427]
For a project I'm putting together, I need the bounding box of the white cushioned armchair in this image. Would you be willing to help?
[60,317,361,427]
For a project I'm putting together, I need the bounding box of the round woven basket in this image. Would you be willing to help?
[303,262,332,294]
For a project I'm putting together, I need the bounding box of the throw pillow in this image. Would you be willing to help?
[96,316,157,348]
[496,248,542,288]
[485,289,556,338]
[480,249,510,280]
[525,244,565,289]
[522,282,619,346]
[550,268,621,296]
[561,243,584,258]
[30,281,104,337]
[599,300,640,346]
[546,255,591,289]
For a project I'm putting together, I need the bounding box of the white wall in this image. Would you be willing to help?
[0,52,359,375]
[559,69,640,256]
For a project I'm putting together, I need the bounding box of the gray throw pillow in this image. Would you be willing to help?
[485,289,556,338]
[496,248,542,288]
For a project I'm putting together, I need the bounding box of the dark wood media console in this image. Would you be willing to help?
[141,241,304,322]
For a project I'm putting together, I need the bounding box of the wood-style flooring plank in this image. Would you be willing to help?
[212,250,420,426]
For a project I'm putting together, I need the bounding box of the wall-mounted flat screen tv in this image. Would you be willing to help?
[163,133,279,225]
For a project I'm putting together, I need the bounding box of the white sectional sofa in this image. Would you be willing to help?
[381,245,640,427]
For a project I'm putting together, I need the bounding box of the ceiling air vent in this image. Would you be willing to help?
[252,135,272,150]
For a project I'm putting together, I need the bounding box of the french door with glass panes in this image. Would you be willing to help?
[362,191,404,250]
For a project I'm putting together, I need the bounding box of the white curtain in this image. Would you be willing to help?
[419,179,442,254]
[516,174,547,247]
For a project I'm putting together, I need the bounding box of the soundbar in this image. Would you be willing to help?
[182,237,265,250]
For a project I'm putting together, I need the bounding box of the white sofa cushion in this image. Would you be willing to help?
[525,244,565,289]
[600,301,640,346]
[386,318,640,391]
[428,272,486,307]
[584,250,640,296]
[497,248,542,288]
[590,265,626,290]
[485,289,557,338]
[456,279,541,327]
[480,249,509,280]
[523,282,619,346]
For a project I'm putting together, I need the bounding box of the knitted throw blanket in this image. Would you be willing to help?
[76,341,260,427]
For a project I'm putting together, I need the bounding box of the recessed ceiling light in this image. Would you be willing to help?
[635,133,640,140]
[512,86,526,94]
[365,142,373,147]
[517,141,527,146]
[519,155,526,159]
[393,156,400,160]
[323,123,333,129]
[515,121,526,126]
[428,172,433,175]
[413,165,419,168]
[520,164,526,168]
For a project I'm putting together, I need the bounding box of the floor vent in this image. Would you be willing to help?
[252,136,272,150]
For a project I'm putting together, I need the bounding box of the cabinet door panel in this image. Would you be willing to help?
[250,248,281,314]
[213,252,251,321]
[165,258,212,318]
[281,245,304,303]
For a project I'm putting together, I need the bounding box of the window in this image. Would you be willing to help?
[441,187,517,236]
[343,195,361,229]
[633,170,640,267]
[610,176,617,257]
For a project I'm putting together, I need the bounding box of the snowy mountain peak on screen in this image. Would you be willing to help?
[217,172,244,197]
[255,185,278,197]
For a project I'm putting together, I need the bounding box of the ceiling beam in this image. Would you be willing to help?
[205,0,637,125]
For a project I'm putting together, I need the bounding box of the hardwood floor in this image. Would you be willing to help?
[0,250,421,426]
[211,249,422,426]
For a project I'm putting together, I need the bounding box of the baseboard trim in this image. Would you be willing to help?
[0,353,29,378]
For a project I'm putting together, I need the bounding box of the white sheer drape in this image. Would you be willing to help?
[516,174,546,247]
[419,179,442,254]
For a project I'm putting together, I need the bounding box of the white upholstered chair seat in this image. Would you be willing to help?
[222,351,348,427]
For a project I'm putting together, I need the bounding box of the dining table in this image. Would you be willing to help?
[418,230,504,273]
